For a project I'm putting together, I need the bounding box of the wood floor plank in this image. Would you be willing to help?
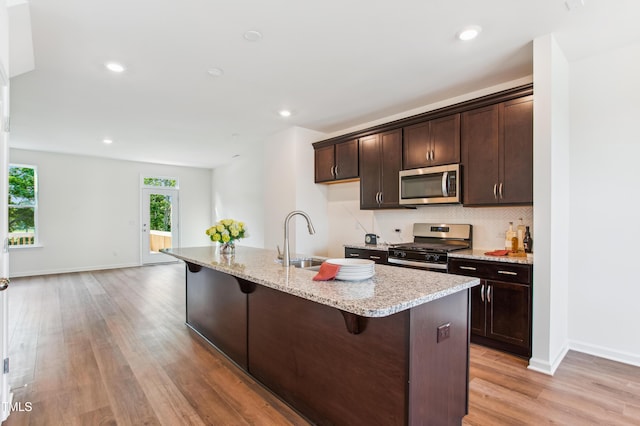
[4,264,640,425]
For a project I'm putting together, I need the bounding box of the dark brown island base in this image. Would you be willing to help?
[163,246,480,426]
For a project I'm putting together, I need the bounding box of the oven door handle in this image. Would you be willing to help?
[442,171,449,197]
[387,258,448,270]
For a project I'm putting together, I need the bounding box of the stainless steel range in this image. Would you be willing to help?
[388,223,472,271]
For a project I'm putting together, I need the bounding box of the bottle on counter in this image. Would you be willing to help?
[517,218,526,251]
[505,222,516,251]
[523,226,533,253]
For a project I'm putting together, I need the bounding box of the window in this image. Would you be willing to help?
[8,164,38,246]
[143,177,177,188]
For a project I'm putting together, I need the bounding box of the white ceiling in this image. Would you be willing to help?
[7,0,640,169]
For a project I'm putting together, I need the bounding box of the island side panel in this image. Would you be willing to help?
[409,289,469,425]
[248,284,409,426]
[185,264,248,369]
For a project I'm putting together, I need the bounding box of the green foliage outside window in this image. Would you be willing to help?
[8,165,37,245]
[149,194,172,232]
[143,177,176,187]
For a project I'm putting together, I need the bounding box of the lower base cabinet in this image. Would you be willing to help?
[185,262,470,425]
[449,258,532,357]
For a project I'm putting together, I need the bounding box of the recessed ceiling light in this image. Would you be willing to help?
[207,67,224,77]
[103,138,113,144]
[105,62,126,73]
[243,30,263,42]
[279,110,292,117]
[457,26,482,41]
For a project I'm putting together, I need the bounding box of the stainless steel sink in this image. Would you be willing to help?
[277,257,324,269]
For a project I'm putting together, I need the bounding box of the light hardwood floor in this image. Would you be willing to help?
[4,264,640,425]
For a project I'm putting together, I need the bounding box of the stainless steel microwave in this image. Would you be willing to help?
[399,164,460,205]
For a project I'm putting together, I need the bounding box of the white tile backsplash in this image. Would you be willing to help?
[326,182,533,257]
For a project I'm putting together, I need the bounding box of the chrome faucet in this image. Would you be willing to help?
[282,210,316,267]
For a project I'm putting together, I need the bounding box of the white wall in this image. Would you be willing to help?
[0,0,8,74]
[9,149,212,277]
[211,148,266,248]
[263,126,328,257]
[567,40,640,366]
[326,181,533,258]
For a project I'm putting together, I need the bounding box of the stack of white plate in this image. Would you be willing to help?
[326,258,375,281]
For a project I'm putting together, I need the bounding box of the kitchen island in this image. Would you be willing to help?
[164,246,479,425]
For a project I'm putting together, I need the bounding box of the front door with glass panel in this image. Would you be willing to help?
[141,187,179,264]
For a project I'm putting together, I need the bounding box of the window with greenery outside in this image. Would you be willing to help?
[8,165,37,246]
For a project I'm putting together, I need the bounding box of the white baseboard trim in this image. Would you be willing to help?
[9,262,142,278]
[528,343,569,376]
[569,340,640,368]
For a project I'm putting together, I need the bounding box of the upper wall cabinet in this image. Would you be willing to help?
[314,139,359,183]
[359,129,402,209]
[403,114,460,170]
[461,95,533,206]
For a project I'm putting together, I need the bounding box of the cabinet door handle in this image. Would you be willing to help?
[459,266,477,271]
[431,150,435,161]
[349,253,360,257]
[379,192,383,203]
[499,182,503,199]
[369,255,381,260]
[493,183,498,199]
[480,284,485,302]
[498,270,518,276]
[335,165,339,176]
[487,285,492,303]
[330,166,335,177]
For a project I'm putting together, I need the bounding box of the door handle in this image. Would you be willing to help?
[480,284,485,302]
[499,182,503,199]
[487,285,492,303]
[335,165,339,177]
[493,184,498,199]
[0,277,9,291]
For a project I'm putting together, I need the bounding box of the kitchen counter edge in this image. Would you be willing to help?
[163,246,479,318]
[344,244,534,265]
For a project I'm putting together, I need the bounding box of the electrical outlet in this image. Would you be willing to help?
[437,323,451,343]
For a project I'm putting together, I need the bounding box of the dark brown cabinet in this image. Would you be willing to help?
[314,139,359,183]
[461,96,533,205]
[359,129,402,209]
[449,258,532,357]
[403,114,460,170]
[344,247,388,264]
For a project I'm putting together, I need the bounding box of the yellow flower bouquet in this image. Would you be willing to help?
[206,219,247,253]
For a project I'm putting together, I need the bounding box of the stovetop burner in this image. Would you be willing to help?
[390,241,469,252]
[387,223,472,271]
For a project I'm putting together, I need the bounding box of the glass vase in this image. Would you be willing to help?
[220,241,236,254]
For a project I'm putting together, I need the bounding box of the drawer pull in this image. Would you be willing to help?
[349,253,360,257]
[369,256,381,260]
[459,266,477,271]
[498,270,518,276]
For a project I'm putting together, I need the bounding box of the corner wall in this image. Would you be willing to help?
[529,34,571,375]
[211,148,266,248]
[9,149,212,277]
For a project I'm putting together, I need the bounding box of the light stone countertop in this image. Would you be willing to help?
[448,249,534,265]
[163,246,479,318]
[344,243,534,265]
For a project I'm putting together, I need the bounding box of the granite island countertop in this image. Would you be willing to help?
[344,243,534,265]
[163,246,479,318]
